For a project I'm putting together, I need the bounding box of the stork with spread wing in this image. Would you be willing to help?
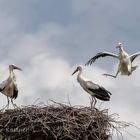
[85,43,140,78]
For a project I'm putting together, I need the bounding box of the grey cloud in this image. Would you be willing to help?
[0,0,73,31]
[0,1,139,139]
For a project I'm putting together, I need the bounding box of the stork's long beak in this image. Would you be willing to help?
[14,66,22,71]
[72,68,78,75]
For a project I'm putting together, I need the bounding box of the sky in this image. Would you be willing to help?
[0,0,140,139]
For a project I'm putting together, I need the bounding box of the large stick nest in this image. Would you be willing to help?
[0,101,129,140]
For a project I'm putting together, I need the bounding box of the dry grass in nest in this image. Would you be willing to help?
[0,101,130,140]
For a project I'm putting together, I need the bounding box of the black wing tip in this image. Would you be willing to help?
[94,94,110,101]
[102,96,110,101]
[0,87,5,92]
[103,97,110,101]
[85,61,91,66]
[13,87,18,99]
[99,87,112,98]
[108,91,112,95]
[105,90,112,97]
[106,89,112,95]
[85,52,103,66]
[85,53,102,66]
[85,62,89,66]
[85,58,95,66]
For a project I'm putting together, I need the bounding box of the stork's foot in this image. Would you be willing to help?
[102,73,116,78]
[0,104,9,111]
[11,99,20,109]
[102,73,108,77]
[12,103,19,109]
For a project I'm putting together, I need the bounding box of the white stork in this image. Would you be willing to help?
[0,64,22,109]
[85,42,140,78]
[72,66,111,107]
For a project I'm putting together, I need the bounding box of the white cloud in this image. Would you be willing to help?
[0,1,139,139]
[0,20,139,139]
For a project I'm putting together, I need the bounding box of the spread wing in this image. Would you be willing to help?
[130,52,140,62]
[85,52,119,65]
[86,81,111,101]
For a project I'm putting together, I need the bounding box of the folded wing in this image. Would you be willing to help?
[86,81,111,101]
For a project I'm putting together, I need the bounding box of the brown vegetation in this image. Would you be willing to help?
[0,101,129,140]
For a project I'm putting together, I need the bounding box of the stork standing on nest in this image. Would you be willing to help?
[85,42,140,78]
[72,66,111,107]
[0,64,22,109]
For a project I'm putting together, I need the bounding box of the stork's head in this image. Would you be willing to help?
[116,42,123,49]
[72,65,83,75]
[9,64,22,71]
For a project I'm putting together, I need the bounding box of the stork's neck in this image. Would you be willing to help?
[119,47,124,52]
[77,69,85,83]
[9,69,16,81]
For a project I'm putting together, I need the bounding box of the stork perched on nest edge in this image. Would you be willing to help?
[85,42,140,78]
[0,64,22,109]
[72,65,111,107]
